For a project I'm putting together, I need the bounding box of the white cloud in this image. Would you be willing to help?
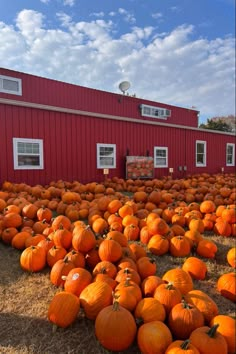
[0,9,235,120]
[56,12,73,27]
[89,12,105,18]
[40,0,50,3]
[151,12,163,20]
[118,8,136,24]
[63,0,75,7]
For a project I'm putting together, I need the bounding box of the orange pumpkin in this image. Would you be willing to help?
[48,291,80,328]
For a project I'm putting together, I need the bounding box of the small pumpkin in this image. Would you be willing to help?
[49,256,75,287]
[184,289,219,323]
[162,268,193,295]
[147,234,169,256]
[141,275,165,297]
[114,278,142,312]
[136,256,157,280]
[79,281,113,320]
[227,247,236,268]
[98,239,123,263]
[48,291,80,328]
[217,272,236,302]
[165,339,200,354]
[134,297,166,324]
[182,257,207,280]
[169,236,191,257]
[137,320,172,354]
[168,299,205,339]
[154,282,182,315]
[64,267,92,297]
[20,245,46,272]
[210,315,236,354]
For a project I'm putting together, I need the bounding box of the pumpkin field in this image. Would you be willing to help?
[0,173,235,354]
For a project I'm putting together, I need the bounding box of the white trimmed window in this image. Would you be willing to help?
[226,143,235,166]
[97,143,116,168]
[196,140,206,167]
[13,138,44,170]
[140,104,171,119]
[0,75,22,95]
[154,147,168,167]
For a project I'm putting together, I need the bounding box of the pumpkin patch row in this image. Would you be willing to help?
[0,173,235,353]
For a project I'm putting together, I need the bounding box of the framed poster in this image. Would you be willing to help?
[126,156,154,179]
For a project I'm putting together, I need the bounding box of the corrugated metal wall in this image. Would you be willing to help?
[0,68,199,128]
[0,103,235,185]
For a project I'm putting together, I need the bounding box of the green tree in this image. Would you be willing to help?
[199,118,233,132]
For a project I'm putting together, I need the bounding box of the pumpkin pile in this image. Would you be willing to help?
[0,173,235,353]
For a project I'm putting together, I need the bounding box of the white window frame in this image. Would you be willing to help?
[97,143,116,169]
[140,104,171,119]
[0,75,22,95]
[154,146,168,168]
[226,143,235,166]
[196,140,206,167]
[13,138,44,170]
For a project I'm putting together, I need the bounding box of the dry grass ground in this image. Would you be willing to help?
[0,233,235,354]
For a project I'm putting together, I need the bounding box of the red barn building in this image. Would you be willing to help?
[0,67,235,186]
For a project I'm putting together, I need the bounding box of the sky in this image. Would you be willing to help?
[0,0,235,124]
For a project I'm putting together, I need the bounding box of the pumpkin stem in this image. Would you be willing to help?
[166,282,174,290]
[181,298,192,309]
[124,277,131,286]
[135,317,144,327]
[124,268,131,275]
[180,339,191,350]
[112,292,120,311]
[100,267,107,274]
[207,324,220,338]
[112,301,120,311]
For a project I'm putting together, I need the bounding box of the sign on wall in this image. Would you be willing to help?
[126,156,154,179]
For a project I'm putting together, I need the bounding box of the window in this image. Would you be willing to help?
[226,143,235,166]
[13,138,44,170]
[140,104,171,119]
[196,140,206,167]
[97,143,116,168]
[154,147,168,167]
[0,75,22,95]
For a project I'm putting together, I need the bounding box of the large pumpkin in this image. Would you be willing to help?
[95,301,137,351]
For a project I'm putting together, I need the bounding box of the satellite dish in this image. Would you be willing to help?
[119,81,131,94]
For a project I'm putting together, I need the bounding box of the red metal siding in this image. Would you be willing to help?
[0,68,199,128]
[0,102,235,186]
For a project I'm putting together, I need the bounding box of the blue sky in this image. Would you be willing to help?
[0,0,235,123]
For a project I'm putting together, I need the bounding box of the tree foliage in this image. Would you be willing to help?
[199,117,234,132]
